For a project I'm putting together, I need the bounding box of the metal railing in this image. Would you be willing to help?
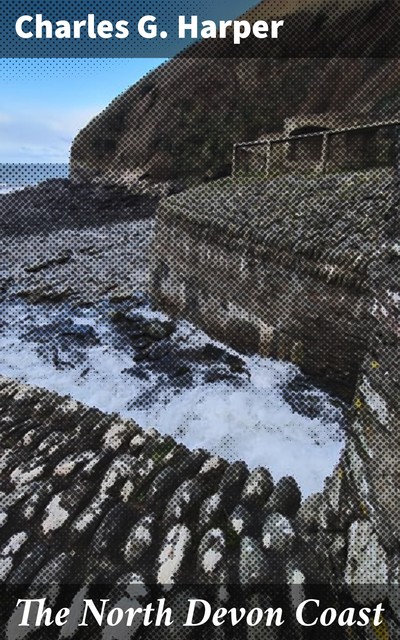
[232,120,400,179]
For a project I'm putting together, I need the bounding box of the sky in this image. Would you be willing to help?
[0,1,257,163]
[0,58,165,163]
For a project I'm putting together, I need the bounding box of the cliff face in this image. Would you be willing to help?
[70,0,400,186]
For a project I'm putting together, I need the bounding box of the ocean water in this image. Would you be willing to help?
[0,298,345,496]
[0,163,68,194]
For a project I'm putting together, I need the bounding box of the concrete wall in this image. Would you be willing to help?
[152,212,370,401]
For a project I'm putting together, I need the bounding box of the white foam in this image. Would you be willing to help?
[0,301,345,496]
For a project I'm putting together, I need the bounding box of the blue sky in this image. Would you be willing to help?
[0,1,257,163]
[0,58,165,163]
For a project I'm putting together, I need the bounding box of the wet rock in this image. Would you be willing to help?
[23,318,99,351]
[239,537,268,584]
[16,283,73,303]
[163,478,206,526]
[124,514,155,564]
[295,493,323,533]
[109,288,147,305]
[144,319,175,341]
[241,467,274,507]
[204,365,239,384]
[131,336,154,350]
[262,513,296,553]
[92,503,133,556]
[218,461,249,508]
[25,249,73,273]
[345,521,389,603]
[197,528,226,579]
[198,492,224,534]
[265,476,302,518]
[8,543,48,584]
[228,504,255,536]
[31,552,75,585]
[143,339,172,361]
[146,467,180,507]
[157,524,191,587]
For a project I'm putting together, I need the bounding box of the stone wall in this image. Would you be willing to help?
[343,209,400,552]
[152,170,395,400]
[149,167,400,620]
[0,374,398,635]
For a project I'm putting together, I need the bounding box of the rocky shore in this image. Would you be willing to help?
[0,178,158,237]
[0,179,157,307]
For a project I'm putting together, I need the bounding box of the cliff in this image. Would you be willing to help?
[71,0,400,186]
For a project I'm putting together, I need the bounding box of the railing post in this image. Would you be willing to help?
[321,132,329,175]
[265,141,272,178]
[232,144,237,179]
[395,125,400,192]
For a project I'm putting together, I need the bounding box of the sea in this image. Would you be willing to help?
[0,163,69,194]
[0,161,346,495]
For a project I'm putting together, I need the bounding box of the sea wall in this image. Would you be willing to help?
[152,170,395,400]
[150,168,400,600]
[343,217,400,550]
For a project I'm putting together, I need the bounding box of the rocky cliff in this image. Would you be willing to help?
[71,0,400,186]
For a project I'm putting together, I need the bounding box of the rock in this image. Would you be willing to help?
[60,320,99,345]
[228,504,255,536]
[295,493,323,533]
[218,461,249,506]
[157,524,191,588]
[131,336,153,350]
[124,514,155,563]
[109,288,146,304]
[198,455,227,483]
[197,528,226,579]
[198,492,223,533]
[24,249,73,273]
[42,494,72,535]
[163,478,206,526]
[241,467,274,507]
[147,467,179,506]
[8,543,48,584]
[70,494,113,541]
[204,365,238,384]
[21,481,54,521]
[262,513,296,553]
[143,319,176,341]
[16,283,73,303]
[143,339,172,361]
[345,521,389,604]
[239,537,268,584]
[92,503,132,556]
[31,552,74,585]
[265,476,301,518]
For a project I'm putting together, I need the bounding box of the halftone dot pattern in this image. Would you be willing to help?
[1,2,400,638]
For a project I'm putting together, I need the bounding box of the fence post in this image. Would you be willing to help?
[395,125,400,192]
[232,144,238,179]
[321,132,329,175]
[265,141,272,178]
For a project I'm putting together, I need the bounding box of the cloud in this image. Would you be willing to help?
[0,112,12,124]
[0,105,101,163]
